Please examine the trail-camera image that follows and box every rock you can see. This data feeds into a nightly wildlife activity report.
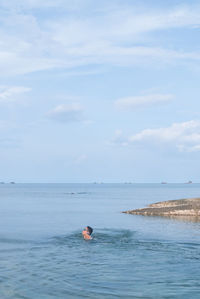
[123,198,200,218]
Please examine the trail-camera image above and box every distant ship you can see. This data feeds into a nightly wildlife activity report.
[161,182,167,184]
[185,181,192,184]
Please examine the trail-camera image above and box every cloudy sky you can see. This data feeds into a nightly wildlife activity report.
[1,0,200,183]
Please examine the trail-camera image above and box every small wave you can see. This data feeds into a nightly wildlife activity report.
[0,237,34,245]
[77,192,89,195]
[49,229,135,248]
[92,229,134,244]
[178,241,200,249]
[63,192,89,195]
[50,232,83,246]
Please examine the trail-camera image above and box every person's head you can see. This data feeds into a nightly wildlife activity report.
[86,226,93,235]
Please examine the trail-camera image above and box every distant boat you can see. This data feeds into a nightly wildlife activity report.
[161,182,167,184]
[10,182,15,184]
[185,181,192,184]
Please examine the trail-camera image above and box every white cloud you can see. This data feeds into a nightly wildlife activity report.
[0,4,200,76]
[114,120,200,152]
[115,94,174,109]
[112,130,129,147]
[0,137,21,148]
[186,144,200,152]
[0,0,85,10]
[74,154,87,164]
[0,86,31,103]
[47,103,84,123]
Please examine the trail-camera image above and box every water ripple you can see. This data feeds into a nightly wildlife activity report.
[1,229,200,298]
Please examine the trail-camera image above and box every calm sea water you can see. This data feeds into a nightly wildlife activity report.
[0,183,200,299]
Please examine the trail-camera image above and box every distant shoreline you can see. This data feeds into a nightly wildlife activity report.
[1,182,200,185]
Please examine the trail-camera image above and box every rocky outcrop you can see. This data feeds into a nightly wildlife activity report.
[123,198,200,217]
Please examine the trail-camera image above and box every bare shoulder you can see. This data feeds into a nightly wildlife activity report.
[83,233,92,240]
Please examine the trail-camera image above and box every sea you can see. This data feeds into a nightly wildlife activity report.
[0,183,200,299]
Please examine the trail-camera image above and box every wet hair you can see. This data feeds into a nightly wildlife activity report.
[87,226,93,235]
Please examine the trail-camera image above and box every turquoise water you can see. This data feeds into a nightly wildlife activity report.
[0,183,200,298]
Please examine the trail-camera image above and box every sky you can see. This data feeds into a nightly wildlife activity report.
[0,0,200,183]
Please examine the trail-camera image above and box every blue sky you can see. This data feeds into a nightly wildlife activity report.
[1,0,200,183]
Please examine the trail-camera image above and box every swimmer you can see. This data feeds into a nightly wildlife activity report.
[82,226,93,240]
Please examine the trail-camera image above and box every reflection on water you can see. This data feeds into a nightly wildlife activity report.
[165,215,200,223]
[137,214,200,223]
